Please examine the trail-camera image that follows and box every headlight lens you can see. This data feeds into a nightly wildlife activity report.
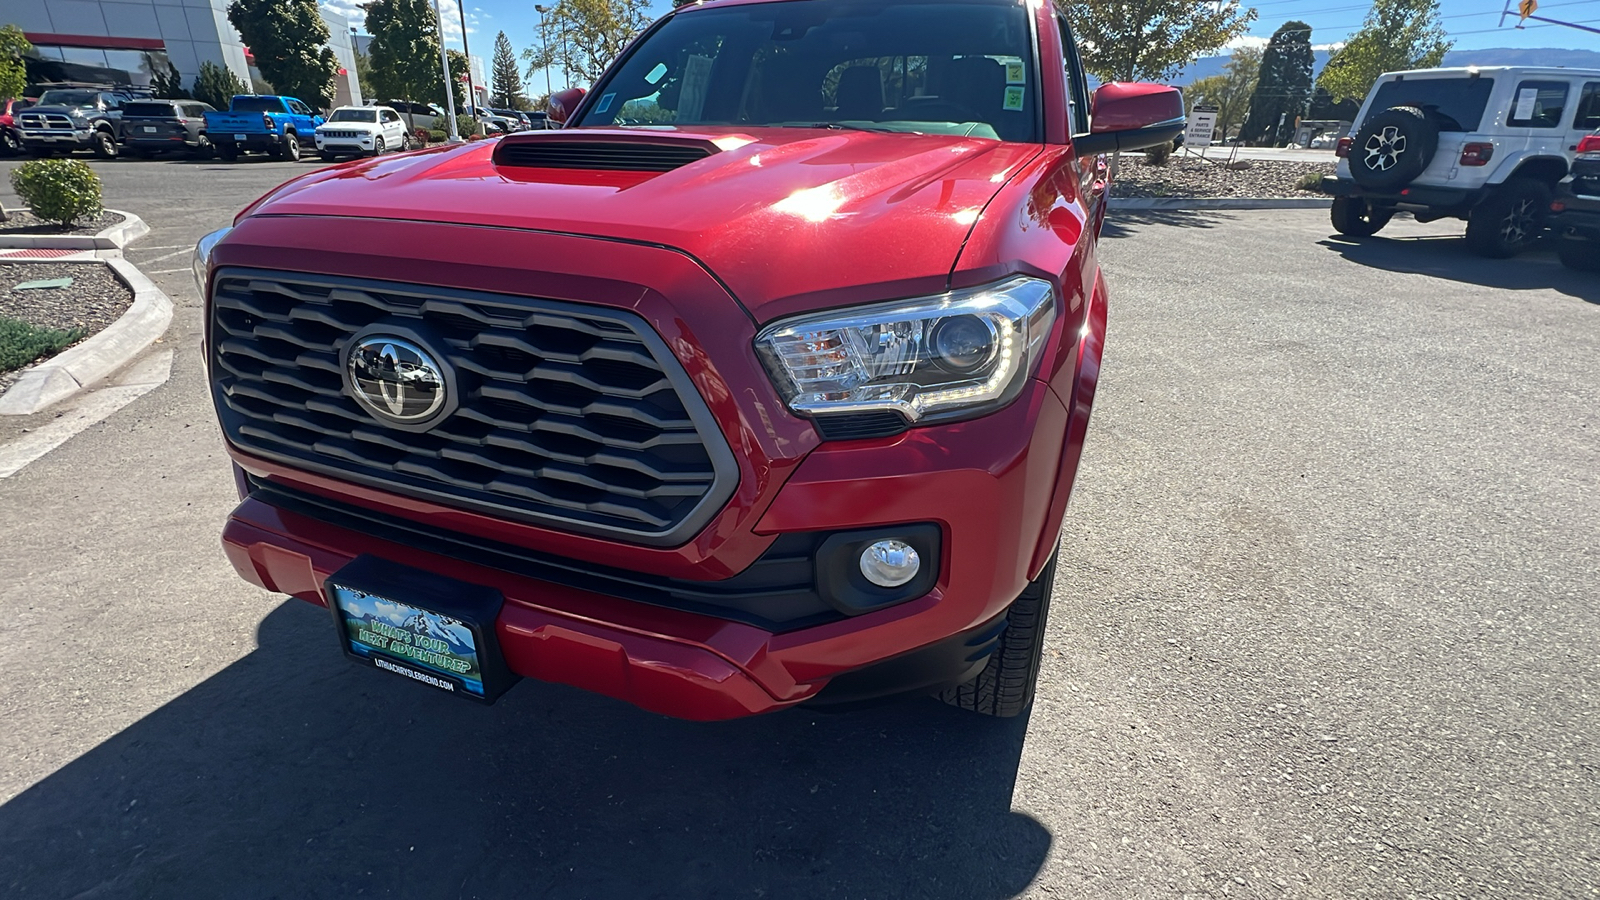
[192,227,232,296]
[754,276,1056,424]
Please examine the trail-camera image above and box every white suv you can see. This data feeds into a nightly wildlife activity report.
[1321,66,1600,256]
[315,105,414,160]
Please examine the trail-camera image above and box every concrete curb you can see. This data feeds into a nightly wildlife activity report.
[1109,197,1333,211]
[0,257,174,416]
[0,209,150,250]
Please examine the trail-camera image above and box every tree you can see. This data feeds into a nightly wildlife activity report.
[353,47,374,100]
[1317,0,1451,104]
[524,0,651,87]
[491,31,525,108]
[227,0,339,107]
[192,61,250,110]
[1054,0,1256,83]
[0,25,31,104]
[1185,45,1261,142]
[151,60,190,99]
[1242,22,1314,146]
[365,0,458,120]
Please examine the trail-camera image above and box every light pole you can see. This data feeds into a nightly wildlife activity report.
[534,4,553,100]
[432,0,460,141]
[455,0,478,116]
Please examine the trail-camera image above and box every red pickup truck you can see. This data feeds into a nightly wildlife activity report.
[195,0,1182,720]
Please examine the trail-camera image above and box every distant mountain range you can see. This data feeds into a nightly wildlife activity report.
[1167,47,1600,85]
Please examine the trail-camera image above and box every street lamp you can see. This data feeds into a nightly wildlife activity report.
[431,0,460,141]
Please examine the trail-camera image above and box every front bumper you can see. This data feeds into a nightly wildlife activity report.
[316,134,375,154]
[20,129,91,147]
[221,377,1070,720]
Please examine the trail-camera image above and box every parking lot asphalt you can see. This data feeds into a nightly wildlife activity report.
[1,156,1596,899]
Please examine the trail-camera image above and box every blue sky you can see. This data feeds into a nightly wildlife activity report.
[324,0,1599,95]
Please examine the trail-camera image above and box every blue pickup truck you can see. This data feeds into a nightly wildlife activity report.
[204,95,323,162]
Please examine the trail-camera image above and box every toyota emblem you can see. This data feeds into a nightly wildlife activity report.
[346,336,449,425]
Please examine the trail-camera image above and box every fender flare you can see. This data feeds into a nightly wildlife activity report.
[1026,267,1108,577]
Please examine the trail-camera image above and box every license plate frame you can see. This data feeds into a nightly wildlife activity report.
[142,126,157,133]
[326,555,519,704]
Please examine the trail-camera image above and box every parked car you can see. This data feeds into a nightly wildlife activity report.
[120,99,216,158]
[1,98,33,155]
[524,110,554,130]
[1549,129,1600,271]
[490,108,528,131]
[16,88,131,158]
[205,95,323,162]
[367,99,449,133]
[192,0,1183,720]
[316,105,414,159]
[473,107,518,134]
[1322,65,1600,256]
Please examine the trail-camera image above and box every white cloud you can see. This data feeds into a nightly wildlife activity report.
[323,0,477,39]
[1224,35,1270,51]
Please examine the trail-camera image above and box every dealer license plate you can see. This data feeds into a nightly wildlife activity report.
[329,583,488,698]
[233,133,246,141]
[142,126,156,133]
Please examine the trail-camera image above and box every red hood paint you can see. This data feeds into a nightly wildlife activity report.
[246,128,1042,320]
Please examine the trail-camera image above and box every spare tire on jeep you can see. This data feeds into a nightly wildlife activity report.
[1350,106,1439,190]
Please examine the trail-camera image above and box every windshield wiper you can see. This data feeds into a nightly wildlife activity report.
[798,122,897,133]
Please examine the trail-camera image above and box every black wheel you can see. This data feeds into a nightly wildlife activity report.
[939,547,1058,718]
[0,129,18,156]
[1349,106,1438,191]
[372,136,385,157]
[400,131,413,151]
[282,132,300,161]
[216,142,238,162]
[1466,178,1551,258]
[1556,235,1600,272]
[92,129,118,159]
[190,134,213,160]
[1330,196,1395,237]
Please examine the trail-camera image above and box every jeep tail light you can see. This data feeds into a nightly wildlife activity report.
[1578,134,1600,159]
[1460,143,1494,166]
[1336,137,1352,158]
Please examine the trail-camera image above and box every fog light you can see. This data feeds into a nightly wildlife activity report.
[860,540,920,588]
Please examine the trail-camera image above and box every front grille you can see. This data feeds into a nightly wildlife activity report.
[245,475,845,632]
[210,269,737,545]
[320,130,366,139]
[21,113,73,130]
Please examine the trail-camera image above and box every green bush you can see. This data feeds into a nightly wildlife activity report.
[1295,171,1325,192]
[0,317,84,373]
[1143,140,1174,166]
[8,158,104,227]
[427,129,447,143]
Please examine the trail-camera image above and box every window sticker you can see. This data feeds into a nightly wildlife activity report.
[1513,87,1538,121]
[1003,86,1025,111]
[1006,61,1026,85]
[595,92,617,114]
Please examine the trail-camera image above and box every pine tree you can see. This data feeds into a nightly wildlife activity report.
[151,60,190,99]
[491,31,525,108]
[1317,0,1451,104]
[226,0,338,108]
[1241,21,1314,147]
[1054,0,1255,82]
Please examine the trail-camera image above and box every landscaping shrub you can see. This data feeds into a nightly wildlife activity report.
[1144,140,1174,166]
[8,159,104,227]
[428,128,447,143]
[1295,171,1325,191]
[0,317,84,373]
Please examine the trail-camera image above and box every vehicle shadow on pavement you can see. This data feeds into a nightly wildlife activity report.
[1101,209,1224,239]
[0,600,1050,899]
[1319,234,1599,304]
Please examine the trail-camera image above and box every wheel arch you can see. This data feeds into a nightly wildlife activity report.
[1505,155,1569,187]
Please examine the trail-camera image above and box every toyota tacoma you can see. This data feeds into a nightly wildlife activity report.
[196,0,1183,720]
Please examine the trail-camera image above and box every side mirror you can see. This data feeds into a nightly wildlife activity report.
[547,87,587,126]
[1073,83,1186,157]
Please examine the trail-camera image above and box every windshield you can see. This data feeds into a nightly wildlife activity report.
[123,101,177,117]
[37,90,98,107]
[329,109,377,122]
[230,97,284,113]
[577,0,1039,142]
[1369,77,1496,132]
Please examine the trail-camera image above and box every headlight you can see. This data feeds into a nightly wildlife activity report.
[192,227,232,296]
[754,276,1056,425]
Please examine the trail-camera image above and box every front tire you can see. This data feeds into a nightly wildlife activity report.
[940,547,1058,718]
[282,132,300,161]
[0,129,19,156]
[1556,235,1600,272]
[92,129,118,159]
[372,136,385,157]
[1466,178,1551,258]
[1330,196,1395,237]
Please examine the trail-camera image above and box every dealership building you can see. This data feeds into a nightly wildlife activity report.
[7,0,362,108]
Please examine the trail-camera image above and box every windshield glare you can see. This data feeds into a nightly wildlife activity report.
[577,1,1039,142]
[38,90,98,107]
[329,109,378,122]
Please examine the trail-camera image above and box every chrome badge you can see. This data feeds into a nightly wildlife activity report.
[346,336,448,425]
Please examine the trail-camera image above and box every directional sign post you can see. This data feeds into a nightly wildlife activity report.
[1184,104,1220,159]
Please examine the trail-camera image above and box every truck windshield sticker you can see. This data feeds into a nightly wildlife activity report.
[595,93,617,114]
[1004,86,1025,111]
[1006,60,1026,85]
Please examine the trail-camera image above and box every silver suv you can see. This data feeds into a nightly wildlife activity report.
[1321,66,1600,257]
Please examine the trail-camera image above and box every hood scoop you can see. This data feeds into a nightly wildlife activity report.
[492,131,722,173]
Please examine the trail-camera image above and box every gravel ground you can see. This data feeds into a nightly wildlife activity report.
[0,209,122,235]
[1111,157,1334,199]
[0,261,133,392]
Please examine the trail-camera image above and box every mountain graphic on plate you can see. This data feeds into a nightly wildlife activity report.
[401,610,475,654]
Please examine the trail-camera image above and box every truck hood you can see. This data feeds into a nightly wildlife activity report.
[22,105,99,119]
[247,127,1042,320]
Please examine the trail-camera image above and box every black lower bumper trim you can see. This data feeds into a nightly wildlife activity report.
[803,611,1008,709]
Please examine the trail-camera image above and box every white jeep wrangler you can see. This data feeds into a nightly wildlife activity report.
[1321,66,1600,256]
